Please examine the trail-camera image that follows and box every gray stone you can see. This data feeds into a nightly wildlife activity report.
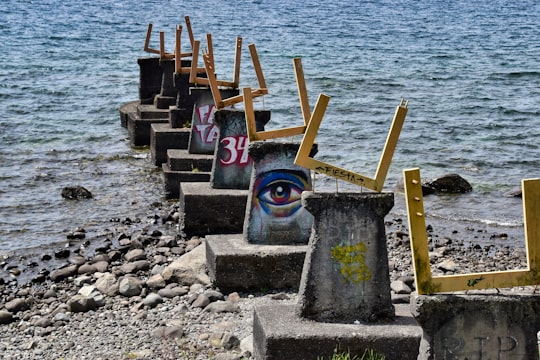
[5,298,29,313]
[73,274,93,287]
[67,295,97,313]
[157,287,188,298]
[95,273,119,296]
[161,243,210,285]
[50,264,78,282]
[391,280,412,294]
[142,293,163,308]
[152,325,184,340]
[192,294,210,308]
[119,277,143,297]
[77,263,97,275]
[146,274,166,289]
[204,301,240,313]
[68,255,87,266]
[93,260,109,273]
[204,289,224,302]
[119,260,150,274]
[0,310,14,324]
[424,173,472,194]
[437,259,457,272]
[124,248,146,262]
[34,317,53,328]
[297,192,395,323]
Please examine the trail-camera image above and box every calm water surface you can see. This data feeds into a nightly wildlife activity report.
[1,0,539,252]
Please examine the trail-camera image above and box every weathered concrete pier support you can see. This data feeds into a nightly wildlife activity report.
[210,109,270,189]
[411,291,540,360]
[137,57,163,105]
[153,59,176,109]
[180,109,270,235]
[298,192,395,323]
[206,141,316,292]
[253,191,421,359]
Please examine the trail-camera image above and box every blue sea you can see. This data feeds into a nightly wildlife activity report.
[1,0,539,252]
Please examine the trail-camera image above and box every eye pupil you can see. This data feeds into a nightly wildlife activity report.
[272,185,291,200]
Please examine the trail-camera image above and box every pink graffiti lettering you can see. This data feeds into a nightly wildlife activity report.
[194,104,219,144]
[220,135,249,166]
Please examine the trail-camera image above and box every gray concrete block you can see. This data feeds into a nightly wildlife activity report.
[211,109,270,189]
[411,291,540,360]
[137,57,162,104]
[162,163,211,199]
[298,192,395,323]
[205,234,307,293]
[150,123,190,165]
[169,106,192,129]
[187,88,240,155]
[167,149,214,172]
[119,100,139,128]
[179,182,248,236]
[137,104,170,119]
[127,111,168,147]
[243,141,316,245]
[253,304,421,360]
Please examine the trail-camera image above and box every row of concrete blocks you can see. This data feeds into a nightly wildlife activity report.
[119,98,540,360]
[119,56,540,358]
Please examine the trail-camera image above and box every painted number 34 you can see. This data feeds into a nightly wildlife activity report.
[220,135,249,166]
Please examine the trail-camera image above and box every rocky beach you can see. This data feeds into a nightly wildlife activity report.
[0,194,529,360]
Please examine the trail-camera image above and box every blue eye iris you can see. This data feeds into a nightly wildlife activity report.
[255,170,309,217]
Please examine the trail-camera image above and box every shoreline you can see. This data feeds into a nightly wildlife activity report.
[0,197,530,359]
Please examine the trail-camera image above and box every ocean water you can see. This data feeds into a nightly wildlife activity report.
[1,0,539,252]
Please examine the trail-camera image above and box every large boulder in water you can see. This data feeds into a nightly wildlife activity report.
[61,186,93,199]
[423,173,472,194]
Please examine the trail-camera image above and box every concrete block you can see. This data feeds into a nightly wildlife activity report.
[298,192,395,323]
[126,112,168,147]
[411,291,540,360]
[119,100,139,128]
[137,57,162,104]
[187,88,240,154]
[253,304,421,360]
[154,95,176,109]
[137,104,170,119]
[150,123,190,165]
[211,109,271,189]
[162,163,211,199]
[169,106,192,129]
[157,59,176,99]
[167,149,214,172]
[179,182,248,236]
[243,141,316,245]
[205,234,307,293]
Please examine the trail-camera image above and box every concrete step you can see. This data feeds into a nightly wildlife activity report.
[136,104,170,119]
[167,149,214,172]
[205,234,307,293]
[150,123,190,165]
[126,112,168,147]
[253,304,421,360]
[119,100,139,128]
[179,182,248,236]
[162,163,210,199]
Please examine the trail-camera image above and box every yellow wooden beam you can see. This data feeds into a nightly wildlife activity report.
[294,58,311,125]
[374,99,408,189]
[248,43,266,90]
[233,37,243,88]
